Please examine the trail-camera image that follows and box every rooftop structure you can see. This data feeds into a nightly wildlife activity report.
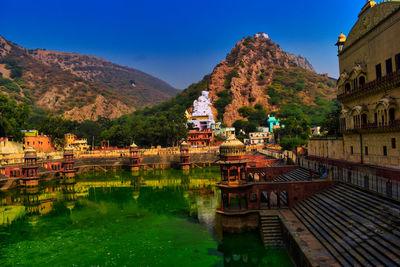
[188,130,213,146]
[245,132,274,145]
[255,32,269,39]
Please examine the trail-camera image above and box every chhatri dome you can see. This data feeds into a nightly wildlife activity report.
[338,33,346,43]
[219,135,246,157]
[24,147,37,157]
[130,141,138,149]
[64,145,73,152]
[180,140,188,146]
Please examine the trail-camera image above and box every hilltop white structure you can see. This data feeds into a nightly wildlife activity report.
[188,91,215,130]
[255,32,269,39]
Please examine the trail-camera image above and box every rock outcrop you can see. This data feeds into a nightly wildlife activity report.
[0,35,178,121]
[205,35,336,126]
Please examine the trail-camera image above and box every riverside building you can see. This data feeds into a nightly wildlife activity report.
[311,0,400,169]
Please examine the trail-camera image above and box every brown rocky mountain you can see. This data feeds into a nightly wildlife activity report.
[29,49,179,107]
[0,35,178,121]
[205,34,336,125]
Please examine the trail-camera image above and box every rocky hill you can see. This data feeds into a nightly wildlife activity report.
[206,34,336,125]
[0,35,178,121]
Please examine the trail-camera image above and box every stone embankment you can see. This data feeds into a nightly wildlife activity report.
[0,148,220,190]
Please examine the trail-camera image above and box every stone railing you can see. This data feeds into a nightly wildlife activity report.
[0,146,220,166]
[261,148,400,201]
[338,69,400,100]
[297,156,400,201]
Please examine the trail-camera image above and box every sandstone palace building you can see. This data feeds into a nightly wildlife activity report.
[310,0,400,169]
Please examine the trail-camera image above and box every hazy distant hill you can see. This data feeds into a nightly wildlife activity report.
[0,35,178,121]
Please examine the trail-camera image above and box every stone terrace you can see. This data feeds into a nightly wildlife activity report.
[292,183,400,267]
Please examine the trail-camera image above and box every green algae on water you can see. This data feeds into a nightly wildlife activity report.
[0,168,293,266]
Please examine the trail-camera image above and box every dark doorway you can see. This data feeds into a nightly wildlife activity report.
[389,108,395,122]
[386,58,393,75]
[376,64,382,79]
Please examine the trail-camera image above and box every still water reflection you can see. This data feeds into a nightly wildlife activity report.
[0,168,293,266]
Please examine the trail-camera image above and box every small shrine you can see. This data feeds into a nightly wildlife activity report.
[218,135,249,184]
[129,141,142,171]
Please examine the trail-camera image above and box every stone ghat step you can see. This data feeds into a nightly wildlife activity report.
[312,190,400,265]
[293,183,400,267]
[325,185,400,241]
[262,224,281,231]
[273,167,310,182]
[260,215,284,248]
[262,231,281,235]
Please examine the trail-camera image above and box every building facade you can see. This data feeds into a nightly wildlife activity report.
[267,116,280,133]
[65,133,90,151]
[333,0,400,168]
[24,132,54,153]
[0,137,24,154]
[188,130,213,146]
[245,132,274,145]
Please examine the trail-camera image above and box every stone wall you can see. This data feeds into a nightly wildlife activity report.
[216,212,259,233]
[75,152,219,170]
[0,147,219,167]
[308,137,345,161]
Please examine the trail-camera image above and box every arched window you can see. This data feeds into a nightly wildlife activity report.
[361,114,368,126]
[345,83,351,92]
[359,76,366,87]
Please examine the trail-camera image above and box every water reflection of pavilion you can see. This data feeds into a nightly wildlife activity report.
[1,169,220,226]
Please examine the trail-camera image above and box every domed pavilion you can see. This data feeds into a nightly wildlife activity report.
[218,135,249,184]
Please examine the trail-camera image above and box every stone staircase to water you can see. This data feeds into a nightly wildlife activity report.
[260,214,284,247]
[292,183,400,266]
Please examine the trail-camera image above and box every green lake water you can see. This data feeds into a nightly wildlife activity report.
[0,168,293,266]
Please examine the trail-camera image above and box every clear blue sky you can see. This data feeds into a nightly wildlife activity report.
[1,0,367,89]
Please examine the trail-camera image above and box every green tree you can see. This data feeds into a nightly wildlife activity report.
[279,137,307,151]
[0,94,30,140]
[321,102,342,136]
[37,116,78,146]
[238,106,255,118]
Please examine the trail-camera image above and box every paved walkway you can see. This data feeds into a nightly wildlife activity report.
[260,209,340,267]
